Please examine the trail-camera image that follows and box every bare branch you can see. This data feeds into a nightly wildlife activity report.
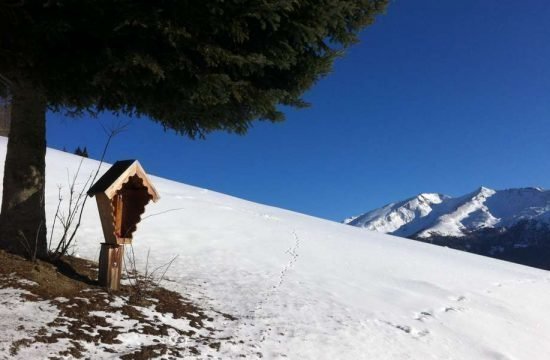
[140,208,186,222]
[122,245,178,304]
[49,121,130,260]
[47,186,63,251]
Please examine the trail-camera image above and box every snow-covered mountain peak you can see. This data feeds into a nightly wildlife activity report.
[476,186,496,196]
[344,192,449,235]
[347,186,550,238]
[417,192,447,203]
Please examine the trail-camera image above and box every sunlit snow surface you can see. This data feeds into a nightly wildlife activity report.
[1,136,550,359]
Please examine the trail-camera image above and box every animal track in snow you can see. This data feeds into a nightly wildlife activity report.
[449,295,466,302]
[239,230,302,349]
[380,320,430,339]
[414,311,434,322]
[412,294,468,327]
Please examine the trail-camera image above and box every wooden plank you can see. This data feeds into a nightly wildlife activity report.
[96,194,117,244]
[114,193,123,237]
[120,187,150,239]
[117,237,132,245]
[103,161,160,202]
[98,243,124,290]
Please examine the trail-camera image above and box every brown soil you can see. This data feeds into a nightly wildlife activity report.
[0,249,236,359]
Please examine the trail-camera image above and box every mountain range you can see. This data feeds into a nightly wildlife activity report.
[345,187,550,270]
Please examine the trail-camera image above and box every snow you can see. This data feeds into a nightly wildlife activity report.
[347,185,550,238]
[344,193,449,235]
[0,286,61,357]
[2,136,550,359]
[417,187,498,238]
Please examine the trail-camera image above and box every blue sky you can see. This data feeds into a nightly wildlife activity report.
[47,0,550,221]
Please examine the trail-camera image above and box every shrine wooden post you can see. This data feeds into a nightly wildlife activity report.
[87,160,159,290]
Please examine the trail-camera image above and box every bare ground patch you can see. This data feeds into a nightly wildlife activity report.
[0,249,236,359]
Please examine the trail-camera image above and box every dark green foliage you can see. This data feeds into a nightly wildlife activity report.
[74,146,88,157]
[1,0,387,137]
[0,1,388,260]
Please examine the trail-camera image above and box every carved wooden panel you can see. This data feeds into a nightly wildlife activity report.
[110,175,152,243]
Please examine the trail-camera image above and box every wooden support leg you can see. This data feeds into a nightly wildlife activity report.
[98,243,124,290]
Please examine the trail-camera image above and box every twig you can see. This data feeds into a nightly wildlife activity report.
[122,244,178,303]
[48,187,62,252]
[49,121,129,260]
[33,220,43,261]
[140,208,186,221]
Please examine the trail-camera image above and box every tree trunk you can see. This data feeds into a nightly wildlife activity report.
[0,78,47,260]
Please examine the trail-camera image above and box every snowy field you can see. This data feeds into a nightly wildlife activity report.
[1,136,550,359]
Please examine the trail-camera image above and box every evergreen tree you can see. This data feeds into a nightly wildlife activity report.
[73,146,88,157]
[0,0,388,259]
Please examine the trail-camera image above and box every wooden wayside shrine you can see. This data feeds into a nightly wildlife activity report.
[87,160,160,290]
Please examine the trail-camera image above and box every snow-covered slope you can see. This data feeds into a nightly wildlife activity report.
[346,186,550,238]
[2,136,550,359]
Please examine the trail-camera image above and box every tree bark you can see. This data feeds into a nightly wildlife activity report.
[0,78,47,259]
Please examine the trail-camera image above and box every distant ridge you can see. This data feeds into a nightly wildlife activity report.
[345,186,550,270]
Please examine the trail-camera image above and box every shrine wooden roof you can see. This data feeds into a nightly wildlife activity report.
[87,160,160,201]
